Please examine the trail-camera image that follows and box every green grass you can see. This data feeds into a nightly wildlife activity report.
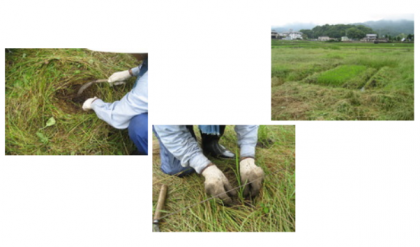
[317,65,368,86]
[152,125,295,232]
[271,40,414,120]
[5,49,139,154]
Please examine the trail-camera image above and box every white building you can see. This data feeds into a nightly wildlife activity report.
[279,29,303,40]
[341,36,350,41]
[318,36,330,41]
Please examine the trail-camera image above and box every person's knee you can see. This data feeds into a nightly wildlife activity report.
[129,114,148,154]
[160,165,195,177]
[129,114,148,141]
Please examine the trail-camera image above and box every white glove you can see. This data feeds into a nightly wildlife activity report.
[108,70,131,86]
[202,164,236,205]
[82,97,98,111]
[240,158,264,197]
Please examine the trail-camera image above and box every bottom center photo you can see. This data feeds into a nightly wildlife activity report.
[152,125,295,232]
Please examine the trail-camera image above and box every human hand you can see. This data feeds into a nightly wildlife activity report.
[108,70,131,86]
[82,97,98,111]
[240,158,264,197]
[201,164,236,205]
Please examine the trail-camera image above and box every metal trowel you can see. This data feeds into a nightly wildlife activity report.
[76,79,125,97]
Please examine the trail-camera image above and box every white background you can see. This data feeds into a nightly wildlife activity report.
[1,0,419,246]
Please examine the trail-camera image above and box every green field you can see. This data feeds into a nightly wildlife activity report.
[5,49,139,154]
[152,125,295,232]
[271,41,414,120]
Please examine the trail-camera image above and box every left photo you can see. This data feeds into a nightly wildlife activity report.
[5,49,148,155]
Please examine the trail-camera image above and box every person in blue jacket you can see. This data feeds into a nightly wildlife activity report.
[82,55,148,155]
[153,125,264,205]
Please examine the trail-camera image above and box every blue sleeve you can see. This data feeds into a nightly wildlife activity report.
[235,125,259,158]
[154,125,211,174]
[91,72,148,129]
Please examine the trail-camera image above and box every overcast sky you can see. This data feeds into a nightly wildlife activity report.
[272,13,414,27]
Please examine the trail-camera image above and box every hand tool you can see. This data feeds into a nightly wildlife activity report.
[76,79,125,97]
[153,184,168,232]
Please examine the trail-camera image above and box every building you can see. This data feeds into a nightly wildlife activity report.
[374,38,389,43]
[318,36,330,41]
[366,34,377,41]
[271,31,280,39]
[341,36,350,41]
[278,29,303,40]
[288,31,303,40]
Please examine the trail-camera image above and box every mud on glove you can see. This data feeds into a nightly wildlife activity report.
[240,158,264,198]
[201,164,237,205]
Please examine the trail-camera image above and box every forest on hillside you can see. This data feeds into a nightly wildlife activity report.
[300,24,375,39]
[360,20,414,36]
[273,19,414,40]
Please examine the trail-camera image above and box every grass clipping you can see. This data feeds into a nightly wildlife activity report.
[5,49,139,155]
[152,125,295,232]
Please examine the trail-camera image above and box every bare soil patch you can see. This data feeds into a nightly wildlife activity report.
[54,81,102,114]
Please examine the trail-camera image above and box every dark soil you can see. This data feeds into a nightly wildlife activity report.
[257,139,275,149]
[54,81,101,114]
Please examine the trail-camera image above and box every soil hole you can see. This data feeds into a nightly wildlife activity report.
[54,81,102,114]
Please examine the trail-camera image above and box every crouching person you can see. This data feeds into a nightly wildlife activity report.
[153,125,264,205]
[83,56,148,155]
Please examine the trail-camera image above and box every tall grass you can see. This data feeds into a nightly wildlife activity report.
[5,49,139,154]
[271,41,414,120]
[152,125,295,232]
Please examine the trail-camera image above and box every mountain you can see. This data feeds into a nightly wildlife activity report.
[272,23,316,33]
[272,19,414,37]
[356,20,414,36]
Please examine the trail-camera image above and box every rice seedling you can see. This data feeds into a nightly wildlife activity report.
[317,65,367,86]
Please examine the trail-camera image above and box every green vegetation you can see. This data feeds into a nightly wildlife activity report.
[317,65,368,86]
[5,49,138,154]
[271,41,414,120]
[153,125,295,232]
[362,19,414,37]
[300,24,375,39]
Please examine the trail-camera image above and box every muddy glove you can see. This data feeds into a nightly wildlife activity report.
[108,70,131,86]
[201,164,236,205]
[240,158,264,198]
[82,97,98,111]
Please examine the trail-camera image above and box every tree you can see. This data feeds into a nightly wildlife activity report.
[309,24,375,39]
[347,27,365,39]
[300,29,313,39]
[407,34,413,41]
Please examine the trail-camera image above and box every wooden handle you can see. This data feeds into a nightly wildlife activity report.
[153,184,168,221]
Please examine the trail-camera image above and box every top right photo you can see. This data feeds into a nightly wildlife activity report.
[271,13,414,120]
